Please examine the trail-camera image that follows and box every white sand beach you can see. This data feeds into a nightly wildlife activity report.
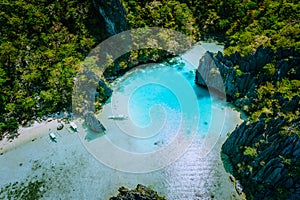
[0,43,246,199]
[0,41,224,155]
[0,120,59,154]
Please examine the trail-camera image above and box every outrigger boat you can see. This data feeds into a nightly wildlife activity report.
[49,131,57,142]
[70,122,78,132]
[108,114,128,120]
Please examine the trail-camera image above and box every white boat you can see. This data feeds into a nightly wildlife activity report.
[70,122,78,131]
[108,114,128,120]
[49,131,57,142]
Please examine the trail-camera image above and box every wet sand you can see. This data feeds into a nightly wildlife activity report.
[0,120,59,154]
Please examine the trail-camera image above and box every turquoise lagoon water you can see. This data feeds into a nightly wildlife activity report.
[101,60,212,153]
[0,43,242,199]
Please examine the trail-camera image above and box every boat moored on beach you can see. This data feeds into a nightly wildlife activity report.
[49,131,57,142]
[70,122,78,132]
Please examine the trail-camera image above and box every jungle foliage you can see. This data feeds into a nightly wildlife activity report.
[1,0,299,140]
[122,0,300,55]
[0,0,104,137]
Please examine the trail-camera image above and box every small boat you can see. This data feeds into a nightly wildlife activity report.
[108,114,128,120]
[57,123,64,130]
[49,131,57,142]
[70,122,78,132]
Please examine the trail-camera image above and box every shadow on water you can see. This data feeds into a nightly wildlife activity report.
[82,123,105,142]
[221,152,234,174]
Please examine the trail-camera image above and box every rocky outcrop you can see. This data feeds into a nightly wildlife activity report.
[196,51,257,104]
[92,0,127,35]
[110,184,165,200]
[196,46,300,199]
[222,117,300,199]
[195,46,300,107]
[84,111,106,133]
[195,52,226,98]
[73,68,111,133]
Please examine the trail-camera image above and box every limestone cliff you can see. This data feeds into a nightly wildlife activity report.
[84,111,106,133]
[222,117,300,199]
[196,46,300,113]
[196,47,300,199]
[92,0,127,35]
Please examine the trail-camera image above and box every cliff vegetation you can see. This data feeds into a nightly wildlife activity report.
[0,1,299,198]
[0,0,106,137]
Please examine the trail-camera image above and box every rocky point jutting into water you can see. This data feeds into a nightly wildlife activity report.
[196,47,300,199]
[196,47,300,105]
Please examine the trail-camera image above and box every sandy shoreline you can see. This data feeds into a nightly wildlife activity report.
[0,42,223,155]
[0,42,246,199]
[0,120,63,154]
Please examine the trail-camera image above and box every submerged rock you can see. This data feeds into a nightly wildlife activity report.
[235,180,243,195]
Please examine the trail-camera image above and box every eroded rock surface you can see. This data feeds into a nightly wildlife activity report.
[196,47,300,199]
[110,184,165,200]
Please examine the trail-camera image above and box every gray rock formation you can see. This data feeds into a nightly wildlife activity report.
[196,46,300,111]
[110,184,165,200]
[92,0,127,35]
[222,117,300,199]
[196,46,300,199]
[195,51,257,102]
[84,111,106,133]
[195,52,226,98]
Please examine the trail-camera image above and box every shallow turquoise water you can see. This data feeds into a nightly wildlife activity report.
[129,83,181,128]
[0,43,242,199]
[102,59,212,152]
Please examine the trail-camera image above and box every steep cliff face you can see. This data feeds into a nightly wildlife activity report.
[222,117,300,199]
[196,47,300,199]
[195,52,226,97]
[196,47,300,113]
[92,0,127,35]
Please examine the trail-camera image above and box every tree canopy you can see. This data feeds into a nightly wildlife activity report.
[0,0,103,136]
[1,0,299,140]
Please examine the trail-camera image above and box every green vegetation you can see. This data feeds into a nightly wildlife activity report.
[1,0,299,139]
[122,0,300,55]
[223,0,300,55]
[0,0,104,137]
[250,78,300,122]
[0,179,46,199]
[122,0,199,38]
[243,146,258,157]
[0,0,299,199]
[262,63,276,78]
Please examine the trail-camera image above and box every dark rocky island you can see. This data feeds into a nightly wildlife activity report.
[110,184,165,200]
